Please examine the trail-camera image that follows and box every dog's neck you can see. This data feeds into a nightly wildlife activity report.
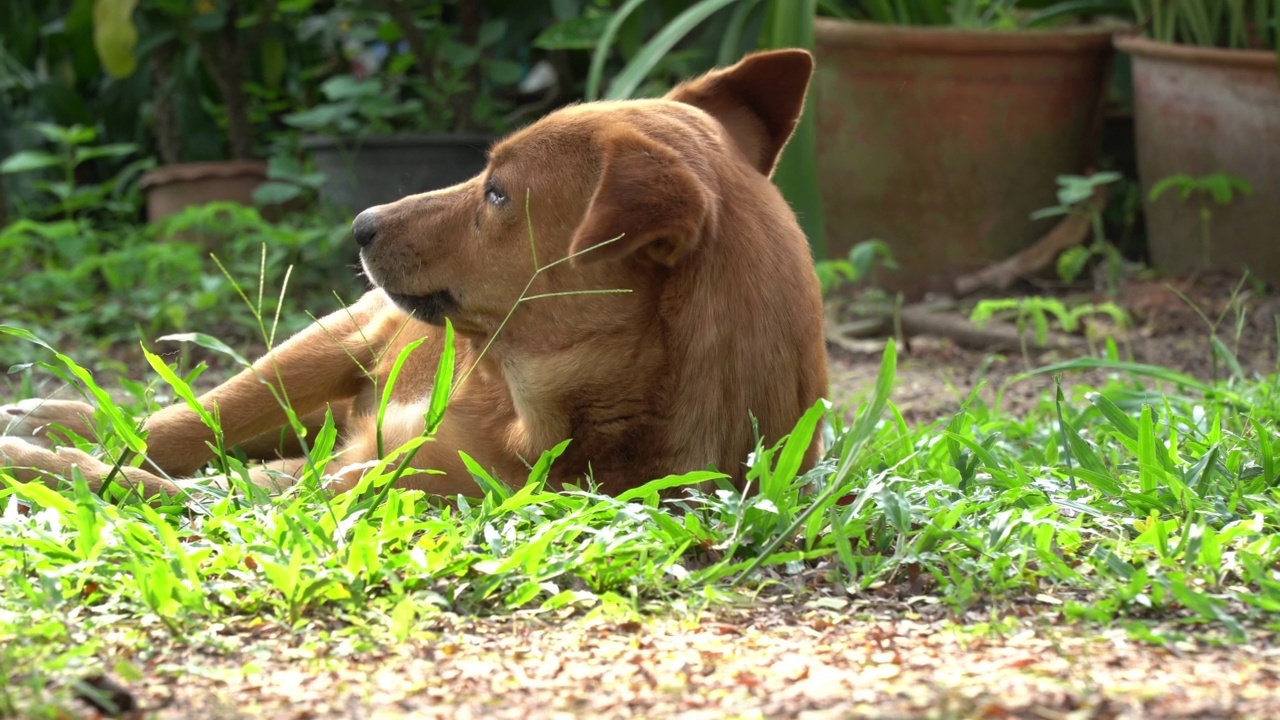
[499,354,571,450]
[489,321,669,466]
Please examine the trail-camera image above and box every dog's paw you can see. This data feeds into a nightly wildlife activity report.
[0,436,171,496]
[1,398,97,443]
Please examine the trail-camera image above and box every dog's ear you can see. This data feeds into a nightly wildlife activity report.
[666,49,813,176]
[568,128,713,267]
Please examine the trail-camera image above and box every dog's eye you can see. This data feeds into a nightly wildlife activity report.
[485,181,507,207]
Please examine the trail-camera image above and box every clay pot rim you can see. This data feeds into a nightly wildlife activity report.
[814,16,1119,54]
[139,160,268,189]
[300,133,496,151]
[1115,33,1279,69]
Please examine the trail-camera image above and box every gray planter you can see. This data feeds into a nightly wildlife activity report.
[302,133,492,213]
[1115,36,1280,281]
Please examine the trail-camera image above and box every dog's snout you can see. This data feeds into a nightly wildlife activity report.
[352,209,379,248]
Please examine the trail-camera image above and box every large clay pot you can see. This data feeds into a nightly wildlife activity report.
[302,133,492,213]
[1116,35,1280,281]
[140,160,268,222]
[813,18,1115,297]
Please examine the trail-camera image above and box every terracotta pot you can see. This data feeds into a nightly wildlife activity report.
[302,133,492,213]
[139,160,268,223]
[813,18,1115,297]
[1116,35,1280,281]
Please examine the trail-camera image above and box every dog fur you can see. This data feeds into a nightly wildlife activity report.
[0,50,828,498]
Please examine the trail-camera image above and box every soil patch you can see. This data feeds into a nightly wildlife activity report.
[827,273,1278,422]
[60,605,1280,719]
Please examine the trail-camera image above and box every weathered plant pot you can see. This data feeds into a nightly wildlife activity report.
[1116,35,1280,281]
[302,133,492,213]
[140,160,269,223]
[813,18,1115,297]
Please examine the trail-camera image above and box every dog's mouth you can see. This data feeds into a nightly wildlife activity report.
[386,290,459,326]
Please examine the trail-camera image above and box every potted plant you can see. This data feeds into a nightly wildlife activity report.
[92,0,295,221]
[284,0,536,212]
[810,1,1126,296]
[1116,2,1280,281]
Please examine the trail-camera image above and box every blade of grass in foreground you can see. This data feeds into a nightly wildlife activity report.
[1,325,147,455]
[729,339,898,587]
[376,337,426,459]
[427,319,455,434]
[1019,357,1217,395]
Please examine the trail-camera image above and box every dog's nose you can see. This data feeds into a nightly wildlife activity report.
[352,209,379,248]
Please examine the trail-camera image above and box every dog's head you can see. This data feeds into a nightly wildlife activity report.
[355,49,813,346]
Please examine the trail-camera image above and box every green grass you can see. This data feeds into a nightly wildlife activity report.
[0,204,356,373]
[5,300,1280,714]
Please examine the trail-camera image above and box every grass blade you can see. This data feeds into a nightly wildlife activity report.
[605,0,742,100]
[428,320,455,434]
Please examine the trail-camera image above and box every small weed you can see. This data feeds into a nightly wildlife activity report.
[1149,172,1254,273]
[815,239,897,297]
[971,296,1130,364]
[1033,171,1125,294]
[0,123,152,222]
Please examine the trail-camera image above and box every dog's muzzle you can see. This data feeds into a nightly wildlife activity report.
[386,290,459,326]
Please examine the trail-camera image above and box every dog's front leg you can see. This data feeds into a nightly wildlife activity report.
[142,291,403,476]
[0,436,181,497]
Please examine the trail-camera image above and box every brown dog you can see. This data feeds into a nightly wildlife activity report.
[0,50,828,498]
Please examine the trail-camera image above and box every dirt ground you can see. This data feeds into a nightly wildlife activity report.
[827,274,1280,421]
[71,604,1280,720]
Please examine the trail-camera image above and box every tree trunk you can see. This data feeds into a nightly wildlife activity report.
[0,174,9,228]
[196,0,256,159]
[151,42,182,165]
[449,0,484,133]
[218,54,255,160]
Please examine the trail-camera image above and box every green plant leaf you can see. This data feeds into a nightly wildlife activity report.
[320,75,380,101]
[377,338,427,457]
[718,0,767,65]
[614,470,727,503]
[427,320,456,435]
[3,479,78,514]
[1148,173,1194,202]
[74,143,138,163]
[587,0,649,101]
[252,181,305,207]
[92,0,139,78]
[0,151,62,174]
[762,0,824,255]
[157,332,251,368]
[0,325,147,456]
[478,18,508,47]
[1024,0,1131,28]
[441,41,481,69]
[536,14,613,49]
[487,59,524,86]
[1057,246,1092,283]
[847,239,897,277]
[604,0,740,100]
[283,104,355,130]
[772,399,826,485]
